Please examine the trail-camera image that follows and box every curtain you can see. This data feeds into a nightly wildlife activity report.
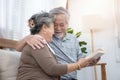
[0,0,55,40]
[0,0,24,40]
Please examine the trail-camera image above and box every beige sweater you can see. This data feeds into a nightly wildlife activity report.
[17,45,67,80]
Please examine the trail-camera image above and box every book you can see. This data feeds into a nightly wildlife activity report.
[85,49,105,59]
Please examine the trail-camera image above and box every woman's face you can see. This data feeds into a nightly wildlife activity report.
[45,23,54,42]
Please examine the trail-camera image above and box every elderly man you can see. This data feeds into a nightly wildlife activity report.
[16,7,99,80]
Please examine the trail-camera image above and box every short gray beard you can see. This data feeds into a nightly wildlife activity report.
[54,34,64,39]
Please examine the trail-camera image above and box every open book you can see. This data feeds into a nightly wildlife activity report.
[85,49,105,59]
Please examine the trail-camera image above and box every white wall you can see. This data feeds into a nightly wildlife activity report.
[68,0,120,80]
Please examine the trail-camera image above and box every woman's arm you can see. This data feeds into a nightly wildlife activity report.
[30,45,91,76]
[30,45,67,76]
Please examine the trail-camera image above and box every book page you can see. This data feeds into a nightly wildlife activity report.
[85,49,105,59]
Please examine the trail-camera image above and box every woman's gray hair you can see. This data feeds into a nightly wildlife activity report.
[35,12,54,26]
[30,11,54,35]
[49,7,70,23]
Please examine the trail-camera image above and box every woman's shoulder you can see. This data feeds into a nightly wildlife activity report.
[23,44,49,53]
[22,44,32,51]
[21,44,50,57]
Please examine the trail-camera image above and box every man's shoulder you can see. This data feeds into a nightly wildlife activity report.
[66,33,75,37]
[66,33,77,39]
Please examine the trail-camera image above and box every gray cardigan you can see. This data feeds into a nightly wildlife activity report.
[17,45,67,80]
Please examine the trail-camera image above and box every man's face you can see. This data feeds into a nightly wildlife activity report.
[54,14,68,39]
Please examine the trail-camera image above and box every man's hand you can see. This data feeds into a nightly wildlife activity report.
[26,35,47,49]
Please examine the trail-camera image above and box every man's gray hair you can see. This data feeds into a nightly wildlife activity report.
[49,7,70,23]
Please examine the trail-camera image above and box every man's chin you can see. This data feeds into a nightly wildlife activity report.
[54,34,63,39]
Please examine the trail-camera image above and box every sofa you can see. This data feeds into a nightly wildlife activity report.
[0,49,21,80]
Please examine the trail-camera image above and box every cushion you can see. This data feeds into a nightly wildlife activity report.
[0,49,21,80]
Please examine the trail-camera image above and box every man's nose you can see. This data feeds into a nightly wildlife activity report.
[55,26,61,30]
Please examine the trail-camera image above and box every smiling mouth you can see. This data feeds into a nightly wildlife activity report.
[55,32,62,34]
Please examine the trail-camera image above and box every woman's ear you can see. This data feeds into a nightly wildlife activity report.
[42,24,48,33]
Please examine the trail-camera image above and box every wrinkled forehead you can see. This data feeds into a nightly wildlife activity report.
[54,14,67,24]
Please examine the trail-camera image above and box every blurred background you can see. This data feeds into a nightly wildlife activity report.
[0,0,120,80]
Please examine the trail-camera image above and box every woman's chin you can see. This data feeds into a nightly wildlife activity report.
[47,39,52,43]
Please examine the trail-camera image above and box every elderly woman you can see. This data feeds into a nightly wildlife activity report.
[17,12,92,80]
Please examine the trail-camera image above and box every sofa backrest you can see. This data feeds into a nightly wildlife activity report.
[0,49,21,80]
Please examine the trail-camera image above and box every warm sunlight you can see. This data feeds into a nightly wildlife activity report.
[0,0,120,80]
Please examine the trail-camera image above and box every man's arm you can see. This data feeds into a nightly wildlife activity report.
[16,35,47,52]
[16,38,26,51]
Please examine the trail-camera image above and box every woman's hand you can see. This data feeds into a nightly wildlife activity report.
[87,57,100,66]
[77,57,93,69]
